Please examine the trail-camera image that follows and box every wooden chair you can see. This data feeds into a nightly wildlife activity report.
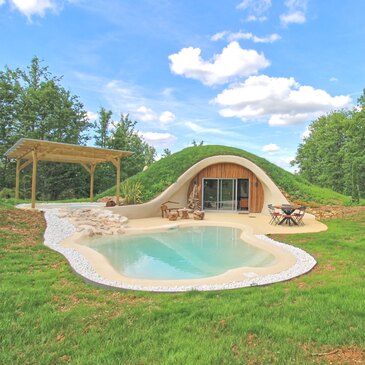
[293,206,306,225]
[268,204,281,225]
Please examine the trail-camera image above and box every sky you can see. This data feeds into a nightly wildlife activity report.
[1,0,364,171]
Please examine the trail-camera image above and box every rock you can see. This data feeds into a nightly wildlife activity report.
[57,207,128,236]
[193,210,205,220]
[169,212,178,221]
[106,200,116,207]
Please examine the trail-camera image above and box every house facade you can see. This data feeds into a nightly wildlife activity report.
[111,155,289,219]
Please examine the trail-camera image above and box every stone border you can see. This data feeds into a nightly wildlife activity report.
[43,209,316,292]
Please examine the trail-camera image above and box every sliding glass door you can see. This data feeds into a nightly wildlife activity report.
[203,178,237,212]
[219,179,236,210]
[202,179,218,210]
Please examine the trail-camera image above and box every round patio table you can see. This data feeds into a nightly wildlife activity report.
[275,205,299,226]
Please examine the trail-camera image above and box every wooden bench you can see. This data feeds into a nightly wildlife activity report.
[160,201,183,218]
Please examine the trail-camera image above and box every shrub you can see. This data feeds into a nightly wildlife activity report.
[120,181,142,205]
[0,188,14,199]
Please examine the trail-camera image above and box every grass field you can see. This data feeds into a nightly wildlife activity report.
[0,203,364,364]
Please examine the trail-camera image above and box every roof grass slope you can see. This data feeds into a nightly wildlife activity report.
[98,145,355,206]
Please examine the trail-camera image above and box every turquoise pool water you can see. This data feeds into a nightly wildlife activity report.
[84,226,277,280]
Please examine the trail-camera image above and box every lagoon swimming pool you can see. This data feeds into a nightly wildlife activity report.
[83,226,277,280]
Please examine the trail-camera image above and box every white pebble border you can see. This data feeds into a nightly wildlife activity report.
[43,208,316,292]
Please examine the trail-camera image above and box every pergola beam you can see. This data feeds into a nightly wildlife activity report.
[19,159,33,171]
[80,163,91,174]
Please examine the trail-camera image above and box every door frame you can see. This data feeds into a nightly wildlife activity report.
[202,178,248,212]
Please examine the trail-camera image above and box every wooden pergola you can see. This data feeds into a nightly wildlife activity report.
[5,138,132,208]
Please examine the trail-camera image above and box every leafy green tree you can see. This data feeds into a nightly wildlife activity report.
[94,107,112,148]
[93,112,157,194]
[143,144,156,167]
[192,140,204,146]
[293,90,365,200]
[108,114,153,179]
[0,57,92,199]
[161,148,171,158]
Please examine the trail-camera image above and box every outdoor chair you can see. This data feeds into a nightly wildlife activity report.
[293,205,306,225]
[160,201,183,218]
[268,204,281,225]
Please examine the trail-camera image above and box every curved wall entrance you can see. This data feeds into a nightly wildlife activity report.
[187,163,264,213]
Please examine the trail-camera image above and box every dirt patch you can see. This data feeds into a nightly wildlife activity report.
[53,292,153,313]
[246,332,258,347]
[312,263,337,274]
[105,292,153,305]
[0,208,45,248]
[53,294,109,312]
[312,346,364,364]
[305,206,365,221]
[297,281,309,289]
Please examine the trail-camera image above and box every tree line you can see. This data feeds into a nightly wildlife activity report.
[292,93,365,202]
[0,57,157,200]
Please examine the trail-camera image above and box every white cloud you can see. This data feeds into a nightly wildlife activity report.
[329,77,339,82]
[103,79,142,113]
[169,41,270,86]
[280,11,306,25]
[135,107,176,127]
[9,0,59,19]
[213,74,352,126]
[185,121,229,135]
[0,0,6,6]
[262,143,280,153]
[251,33,281,43]
[86,111,98,121]
[280,0,307,26]
[237,0,271,14]
[237,0,271,22]
[210,31,228,41]
[135,106,157,122]
[159,111,176,126]
[246,15,267,22]
[139,132,176,145]
[212,30,281,43]
[277,156,296,171]
[301,126,311,139]
[161,88,174,98]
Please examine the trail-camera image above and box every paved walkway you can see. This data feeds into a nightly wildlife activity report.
[127,212,327,235]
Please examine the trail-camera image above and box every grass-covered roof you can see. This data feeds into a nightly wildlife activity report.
[98,145,354,206]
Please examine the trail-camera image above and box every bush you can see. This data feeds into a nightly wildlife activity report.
[120,181,142,205]
[0,188,14,199]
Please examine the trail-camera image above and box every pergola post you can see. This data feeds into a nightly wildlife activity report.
[89,164,96,202]
[15,159,20,199]
[31,150,38,209]
[111,157,121,205]
[116,157,121,205]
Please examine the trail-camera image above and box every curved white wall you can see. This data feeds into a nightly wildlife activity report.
[110,155,289,218]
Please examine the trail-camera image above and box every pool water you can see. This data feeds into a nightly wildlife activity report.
[84,226,277,280]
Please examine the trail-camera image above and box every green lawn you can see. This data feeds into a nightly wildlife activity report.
[1,204,364,364]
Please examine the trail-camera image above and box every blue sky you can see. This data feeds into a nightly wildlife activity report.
[1,0,364,170]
